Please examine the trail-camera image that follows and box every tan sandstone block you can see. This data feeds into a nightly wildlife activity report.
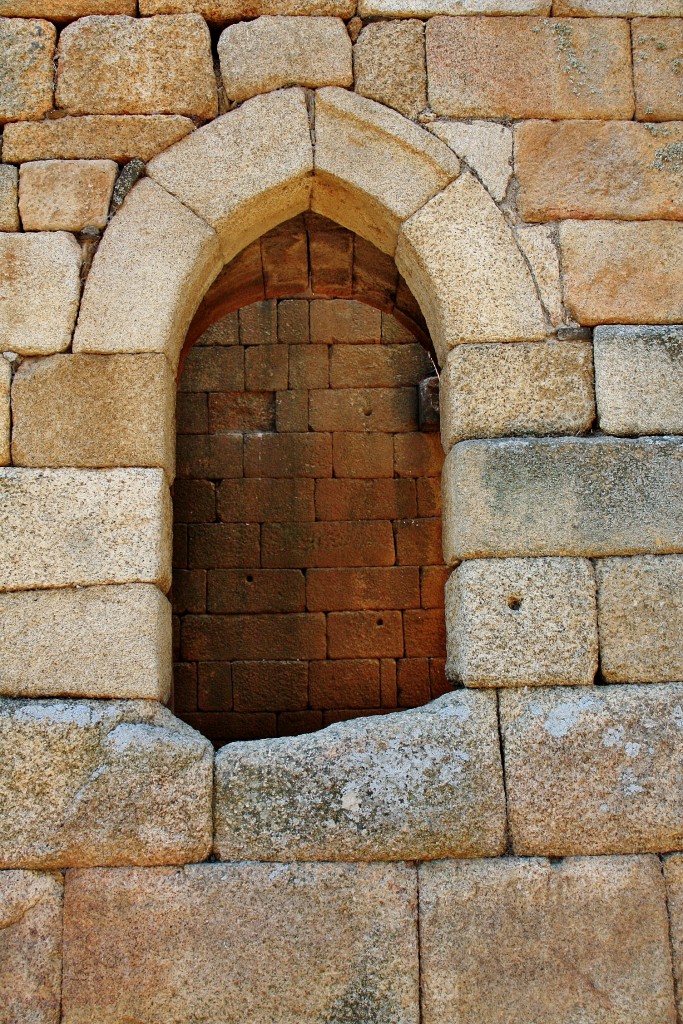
[429,119,512,202]
[56,15,217,120]
[0,698,212,869]
[0,19,55,124]
[596,555,683,683]
[218,17,352,103]
[426,17,634,120]
[312,87,460,255]
[513,224,565,326]
[147,88,313,263]
[0,585,171,701]
[0,870,63,1024]
[501,682,683,854]
[633,18,683,121]
[0,358,9,467]
[2,115,195,163]
[439,341,595,448]
[0,468,171,591]
[73,178,222,366]
[560,220,683,324]
[556,0,681,11]
[19,160,117,232]
[62,862,419,1024]
[139,0,355,15]
[0,232,81,355]
[0,166,19,231]
[396,173,546,364]
[420,856,676,1024]
[664,853,683,1023]
[354,21,427,120]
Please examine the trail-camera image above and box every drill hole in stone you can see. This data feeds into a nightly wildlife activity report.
[507,596,522,611]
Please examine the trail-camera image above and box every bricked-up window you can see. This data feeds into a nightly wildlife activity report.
[171,298,450,746]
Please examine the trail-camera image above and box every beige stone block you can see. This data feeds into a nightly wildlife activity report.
[0,468,171,591]
[557,0,681,11]
[500,682,683,854]
[354,20,427,120]
[596,555,683,683]
[312,87,459,255]
[396,173,546,365]
[3,0,134,13]
[140,0,355,14]
[148,88,313,263]
[0,166,19,232]
[633,19,683,121]
[664,853,683,1023]
[429,119,512,202]
[360,0,549,12]
[219,17,352,103]
[62,862,419,1024]
[0,584,172,701]
[0,232,81,356]
[513,224,565,326]
[0,357,10,467]
[0,19,55,124]
[561,220,683,325]
[0,870,63,1024]
[215,691,506,861]
[420,856,676,1024]
[310,297,381,343]
[445,557,598,687]
[427,17,634,120]
[12,353,175,478]
[0,697,212,869]
[594,325,683,435]
[73,178,222,367]
[439,341,595,448]
[443,436,683,561]
[19,160,117,232]
[2,115,195,163]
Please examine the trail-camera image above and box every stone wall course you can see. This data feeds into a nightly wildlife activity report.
[0,19,55,125]
[633,19,683,121]
[0,357,9,468]
[0,166,19,231]
[557,0,681,11]
[354,20,427,120]
[359,0,550,13]
[1,115,195,163]
[19,159,118,232]
[139,0,355,16]
[3,0,135,14]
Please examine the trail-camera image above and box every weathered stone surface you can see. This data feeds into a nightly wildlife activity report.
[19,160,117,232]
[0,166,19,232]
[596,555,683,683]
[0,19,55,124]
[420,856,676,1024]
[0,468,171,591]
[0,233,81,356]
[148,89,313,263]
[354,21,427,120]
[426,17,634,120]
[0,358,9,467]
[429,119,512,202]
[215,692,505,860]
[500,682,683,854]
[62,862,419,1024]
[445,557,598,687]
[439,341,595,448]
[0,870,63,1024]
[0,698,212,869]
[219,17,352,103]
[140,0,355,15]
[2,115,195,163]
[360,0,549,12]
[73,178,222,367]
[560,220,683,325]
[633,19,683,121]
[0,585,171,701]
[664,853,683,1023]
[12,354,175,477]
[514,223,566,326]
[557,0,681,11]
[594,325,683,435]
[56,15,217,120]
[312,87,460,255]
[396,173,546,364]
[3,0,134,12]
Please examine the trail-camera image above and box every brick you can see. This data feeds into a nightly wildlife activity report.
[1,115,195,163]
[172,569,207,614]
[217,478,314,522]
[394,433,444,478]
[322,708,390,725]
[354,20,427,121]
[307,566,420,611]
[245,344,288,391]
[416,478,441,517]
[19,159,117,232]
[173,524,188,570]
[184,711,276,743]
[355,242,398,309]
[261,217,309,297]
[330,344,432,390]
[244,433,332,478]
[233,661,308,713]
[0,19,55,124]
[176,393,208,434]
[196,313,239,347]
[176,434,242,479]
[396,518,443,565]
[263,521,395,568]
[173,662,197,713]
[0,166,19,233]
[309,659,380,708]
[276,390,309,432]
[310,299,381,344]
[277,299,309,344]
[310,387,418,432]
[381,311,415,345]
[239,301,277,345]
[332,431,394,478]
[178,347,244,393]
[421,566,449,609]
[315,479,417,521]
[328,610,404,658]
[188,523,260,569]
[404,608,446,658]
[308,215,354,297]
[633,19,683,121]
[197,662,232,711]
[278,710,323,736]
[208,568,306,614]
[430,658,449,699]
[289,345,329,389]
[173,479,216,523]
[397,657,431,707]
[182,613,327,661]
[172,613,180,661]
[380,658,397,706]
[208,391,275,432]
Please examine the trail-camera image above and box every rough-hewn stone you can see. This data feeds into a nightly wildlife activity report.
[426,17,634,120]
[0,19,55,124]
[140,0,355,15]
[557,0,681,11]
[0,233,81,356]
[560,220,683,325]
[439,341,595,448]
[420,856,676,1024]
[396,173,546,364]
[56,15,217,120]
[442,436,683,561]
[594,325,683,435]
[0,166,19,232]
[596,555,683,683]
[19,160,118,232]
[429,119,512,202]
[2,115,195,163]
[663,853,683,1023]
[312,87,460,255]
[0,870,63,1024]
[0,698,212,869]
[633,18,683,121]
[3,0,134,13]
[360,0,549,12]
[0,585,172,701]
[0,468,172,591]
[215,691,505,860]
[0,358,10,467]
[500,682,683,854]
[354,21,427,120]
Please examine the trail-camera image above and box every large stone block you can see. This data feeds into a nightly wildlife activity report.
[140,0,355,14]
[500,682,683,855]
[420,856,676,1024]
[429,119,512,202]
[62,862,419,1024]
[0,585,171,701]
[0,870,63,1024]
[3,0,134,12]
[2,115,195,163]
[514,223,566,327]
[360,0,548,12]
[557,0,679,11]
[0,357,9,467]
[215,692,506,861]
[55,15,217,120]
[0,166,19,232]
[0,698,212,869]
[442,436,683,561]
[19,160,118,232]
[593,325,683,436]
[0,19,55,124]
[0,468,172,591]
[445,558,598,687]
[0,233,82,356]
[633,19,683,121]
[354,20,427,120]
[664,853,683,1023]
[596,555,683,683]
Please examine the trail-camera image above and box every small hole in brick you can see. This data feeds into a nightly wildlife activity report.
[364,408,372,416]
[246,575,254,583]
[376,618,384,627]
[507,596,522,611]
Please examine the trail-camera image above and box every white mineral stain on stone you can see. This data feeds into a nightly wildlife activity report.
[542,695,597,738]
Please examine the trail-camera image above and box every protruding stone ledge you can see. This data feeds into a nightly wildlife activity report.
[1,115,195,163]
